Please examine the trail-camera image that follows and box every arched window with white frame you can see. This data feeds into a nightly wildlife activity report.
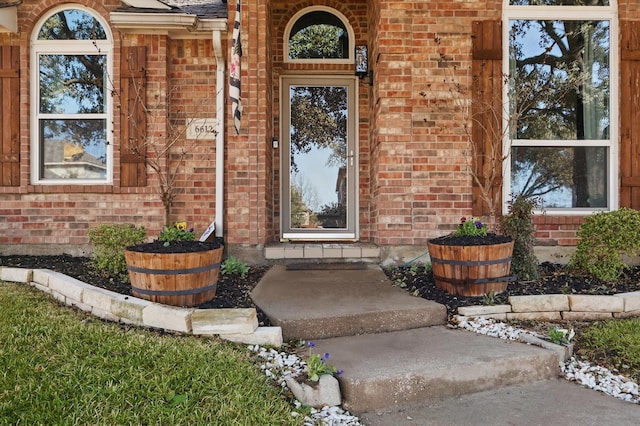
[284,6,355,64]
[31,5,113,184]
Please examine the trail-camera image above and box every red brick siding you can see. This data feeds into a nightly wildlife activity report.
[1,0,639,253]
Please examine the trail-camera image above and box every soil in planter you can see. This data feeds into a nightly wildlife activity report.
[126,239,223,253]
[429,233,513,246]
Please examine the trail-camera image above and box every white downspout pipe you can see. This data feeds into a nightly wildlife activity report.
[212,29,225,238]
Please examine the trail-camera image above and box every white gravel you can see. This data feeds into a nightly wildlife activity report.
[249,318,638,425]
[248,344,363,425]
[455,316,640,404]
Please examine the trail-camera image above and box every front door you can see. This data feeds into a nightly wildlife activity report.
[281,76,358,240]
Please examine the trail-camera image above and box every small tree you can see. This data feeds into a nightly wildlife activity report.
[499,194,542,281]
[422,33,583,225]
[107,46,217,226]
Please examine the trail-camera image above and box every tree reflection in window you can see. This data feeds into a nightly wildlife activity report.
[509,14,611,208]
[35,8,109,181]
[288,11,348,59]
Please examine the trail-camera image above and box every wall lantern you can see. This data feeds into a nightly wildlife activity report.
[355,45,372,85]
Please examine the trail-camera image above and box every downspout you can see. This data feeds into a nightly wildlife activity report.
[212,29,225,238]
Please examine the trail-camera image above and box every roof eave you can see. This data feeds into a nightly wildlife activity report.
[111,12,226,34]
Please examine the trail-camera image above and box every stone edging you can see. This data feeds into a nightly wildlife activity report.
[456,292,640,322]
[0,267,283,347]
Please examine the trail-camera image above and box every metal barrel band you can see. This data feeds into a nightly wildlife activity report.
[127,262,221,275]
[474,275,518,284]
[131,283,218,297]
[429,256,512,266]
[433,274,516,285]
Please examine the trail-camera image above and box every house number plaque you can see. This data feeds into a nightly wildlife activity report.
[187,118,217,140]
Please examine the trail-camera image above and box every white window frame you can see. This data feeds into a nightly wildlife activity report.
[502,1,618,215]
[30,5,114,185]
[283,6,355,65]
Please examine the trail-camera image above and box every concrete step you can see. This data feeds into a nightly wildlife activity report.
[358,378,640,426]
[311,327,560,413]
[251,264,447,341]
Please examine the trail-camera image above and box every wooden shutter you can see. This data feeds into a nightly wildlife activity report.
[620,21,640,208]
[120,46,147,187]
[471,20,502,217]
[0,45,20,187]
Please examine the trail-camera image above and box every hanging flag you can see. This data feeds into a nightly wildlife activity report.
[230,0,242,135]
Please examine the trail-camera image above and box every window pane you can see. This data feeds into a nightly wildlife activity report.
[289,11,348,59]
[38,9,106,40]
[40,119,107,180]
[511,146,607,208]
[289,85,348,228]
[509,20,610,140]
[509,0,609,5]
[39,54,106,114]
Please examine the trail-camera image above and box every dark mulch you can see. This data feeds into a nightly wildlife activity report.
[0,254,270,324]
[2,254,640,321]
[383,261,640,317]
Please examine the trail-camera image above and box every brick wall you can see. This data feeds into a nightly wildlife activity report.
[370,0,502,246]
[223,0,274,247]
[0,1,217,252]
[1,0,639,258]
[167,38,219,231]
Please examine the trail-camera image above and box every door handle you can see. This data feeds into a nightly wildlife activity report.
[347,150,354,166]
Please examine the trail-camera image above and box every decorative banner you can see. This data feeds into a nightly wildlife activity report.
[230,0,242,135]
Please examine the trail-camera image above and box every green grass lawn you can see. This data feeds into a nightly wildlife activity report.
[580,318,640,382]
[0,282,302,425]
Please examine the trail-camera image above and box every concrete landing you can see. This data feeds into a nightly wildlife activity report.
[251,264,447,341]
[311,327,559,413]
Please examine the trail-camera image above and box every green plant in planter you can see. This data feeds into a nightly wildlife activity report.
[499,194,542,281]
[88,224,146,279]
[455,217,488,237]
[569,208,640,282]
[158,222,195,246]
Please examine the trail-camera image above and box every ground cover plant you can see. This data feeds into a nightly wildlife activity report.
[579,318,640,383]
[0,283,301,425]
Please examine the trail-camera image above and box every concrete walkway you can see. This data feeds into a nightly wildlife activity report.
[251,264,447,340]
[359,379,640,425]
[251,264,640,423]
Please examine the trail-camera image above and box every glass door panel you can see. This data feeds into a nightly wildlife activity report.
[282,77,357,240]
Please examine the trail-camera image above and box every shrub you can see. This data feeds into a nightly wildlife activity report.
[88,224,146,279]
[499,194,541,281]
[569,208,640,282]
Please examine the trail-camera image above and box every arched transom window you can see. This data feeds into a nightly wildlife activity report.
[31,6,113,184]
[284,7,355,64]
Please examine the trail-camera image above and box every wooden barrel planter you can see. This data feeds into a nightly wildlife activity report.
[427,240,515,297]
[124,245,223,307]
